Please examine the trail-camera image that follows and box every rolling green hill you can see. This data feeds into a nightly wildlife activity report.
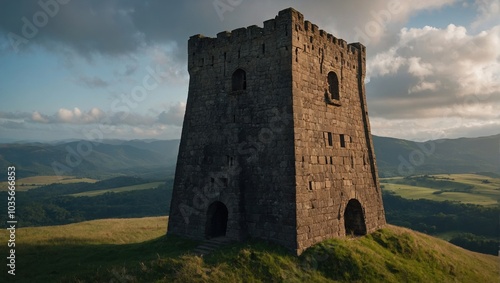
[0,217,496,282]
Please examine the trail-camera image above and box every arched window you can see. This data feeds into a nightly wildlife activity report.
[232,69,246,91]
[328,71,340,100]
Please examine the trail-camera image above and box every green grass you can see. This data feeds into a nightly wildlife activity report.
[68,182,164,197]
[0,217,497,282]
[381,174,500,206]
[0,175,97,191]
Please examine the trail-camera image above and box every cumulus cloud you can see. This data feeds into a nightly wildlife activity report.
[32,111,49,123]
[371,116,500,141]
[157,103,185,127]
[367,24,500,122]
[0,104,187,128]
[1,1,498,141]
[0,0,458,57]
[471,0,500,30]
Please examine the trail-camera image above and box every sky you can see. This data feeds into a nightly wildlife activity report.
[0,0,499,142]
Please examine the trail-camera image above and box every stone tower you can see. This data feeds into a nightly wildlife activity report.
[167,8,386,255]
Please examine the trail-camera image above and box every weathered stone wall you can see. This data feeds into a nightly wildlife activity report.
[289,9,386,254]
[168,7,386,255]
[168,9,298,251]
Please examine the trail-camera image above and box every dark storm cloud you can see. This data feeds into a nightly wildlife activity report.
[0,0,455,57]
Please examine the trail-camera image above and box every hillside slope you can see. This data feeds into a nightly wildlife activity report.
[373,134,500,176]
[0,217,496,282]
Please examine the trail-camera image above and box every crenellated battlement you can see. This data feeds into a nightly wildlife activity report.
[188,8,365,75]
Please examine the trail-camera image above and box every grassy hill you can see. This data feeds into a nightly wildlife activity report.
[0,217,497,282]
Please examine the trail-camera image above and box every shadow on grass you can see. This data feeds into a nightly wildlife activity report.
[0,235,198,283]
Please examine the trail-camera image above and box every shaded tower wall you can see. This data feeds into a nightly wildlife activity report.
[167,9,298,251]
[289,9,386,254]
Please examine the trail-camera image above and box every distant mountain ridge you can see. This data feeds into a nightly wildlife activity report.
[0,134,498,180]
[373,134,500,177]
[0,140,179,180]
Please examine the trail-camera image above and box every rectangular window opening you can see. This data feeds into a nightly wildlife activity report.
[340,134,346,148]
[226,155,235,166]
[220,178,228,188]
[327,132,333,147]
[308,181,313,191]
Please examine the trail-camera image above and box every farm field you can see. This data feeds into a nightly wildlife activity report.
[381,173,500,206]
[68,181,165,197]
[0,175,97,191]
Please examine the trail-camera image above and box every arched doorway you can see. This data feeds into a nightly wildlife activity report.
[205,201,228,238]
[344,199,367,236]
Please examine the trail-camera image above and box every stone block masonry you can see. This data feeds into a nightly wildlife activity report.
[168,7,386,255]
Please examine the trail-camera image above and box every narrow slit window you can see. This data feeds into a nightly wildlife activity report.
[220,178,228,188]
[328,71,340,100]
[327,132,333,147]
[340,134,346,148]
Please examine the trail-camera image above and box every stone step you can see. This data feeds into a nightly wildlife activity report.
[201,242,221,249]
[191,237,232,256]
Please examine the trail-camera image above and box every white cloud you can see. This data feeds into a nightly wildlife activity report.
[32,111,49,123]
[371,116,500,141]
[50,107,105,124]
[407,57,433,77]
[367,23,500,122]
[9,104,186,128]
[471,0,500,30]
[157,102,186,126]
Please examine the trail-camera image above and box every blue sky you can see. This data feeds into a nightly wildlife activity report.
[0,0,499,142]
